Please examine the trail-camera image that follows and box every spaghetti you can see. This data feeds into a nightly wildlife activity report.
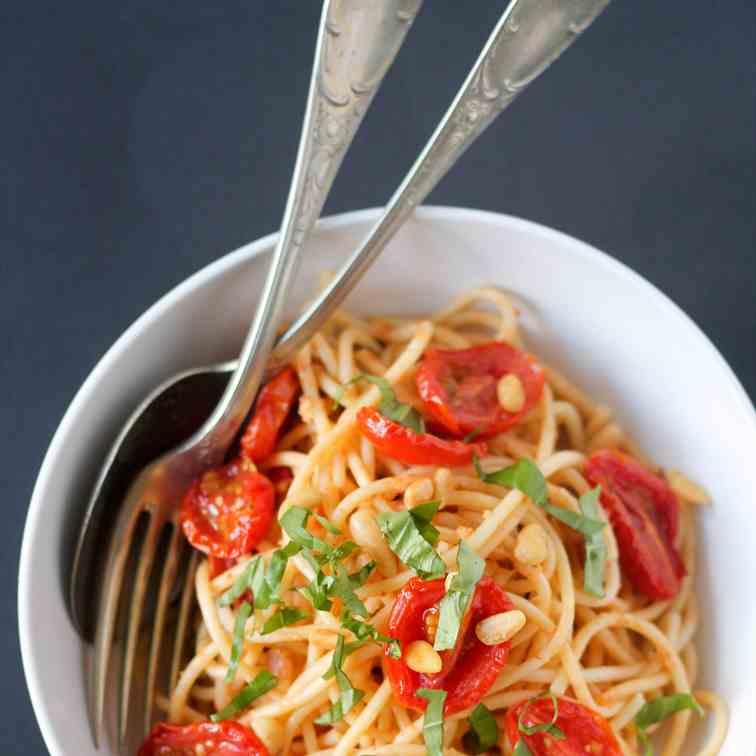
[145,287,727,755]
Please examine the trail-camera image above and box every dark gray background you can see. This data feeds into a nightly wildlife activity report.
[3,0,754,752]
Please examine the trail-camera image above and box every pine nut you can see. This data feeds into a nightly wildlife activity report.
[405,640,443,674]
[404,478,435,508]
[475,610,526,645]
[514,523,549,566]
[665,469,711,505]
[497,374,526,413]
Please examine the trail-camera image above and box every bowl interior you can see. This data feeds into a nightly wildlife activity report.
[20,207,756,755]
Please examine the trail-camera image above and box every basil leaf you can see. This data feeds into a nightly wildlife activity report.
[316,635,365,724]
[348,374,426,433]
[417,688,447,756]
[514,740,534,756]
[474,457,605,536]
[377,504,445,580]
[299,567,335,611]
[340,611,401,659]
[211,670,278,722]
[463,428,482,443]
[462,703,499,754]
[225,601,252,683]
[517,693,565,739]
[261,606,309,635]
[280,506,332,553]
[314,512,342,535]
[248,554,272,609]
[348,560,376,588]
[409,500,441,546]
[579,486,607,597]
[331,562,369,618]
[218,558,259,607]
[264,541,301,604]
[434,540,484,651]
[635,693,703,754]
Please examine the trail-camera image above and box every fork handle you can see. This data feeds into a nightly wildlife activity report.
[198,0,423,455]
[272,0,611,367]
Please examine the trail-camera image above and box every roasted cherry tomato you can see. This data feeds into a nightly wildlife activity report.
[180,459,275,560]
[266,466,294,503]
[385,576,512,714]
[357,406,487,467]
[585,450,685,600]
[208,556,237,579]
[505,695,622,755]
[416,342,544,438]
[138,721,269,756]
[241,366,300,463]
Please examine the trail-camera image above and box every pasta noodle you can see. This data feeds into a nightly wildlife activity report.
[158,287,726,755]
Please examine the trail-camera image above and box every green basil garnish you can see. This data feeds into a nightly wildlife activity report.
[377,501,445,579]
[635,693,703,756]
[224,601,252,683]
[260,606,309,635]
[211,670,278,722]
[340,610,401,659]
[462,703,499,754]
[315,635,365,724]
[434,540,484,651]
[344,374,426,433]
[579,486,607,597]
[417,688,447,756]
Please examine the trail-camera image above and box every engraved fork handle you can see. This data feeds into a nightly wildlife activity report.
[195,0,423,455]
[274,0,611,365]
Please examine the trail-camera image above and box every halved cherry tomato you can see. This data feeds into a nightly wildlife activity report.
[180,459,275,560]
[505,695,622,755]
[585,450,685,600]
[416,342,544,438]
[138,720,269,755]
[267,466,294,503]
[208,556,237,579]
[357,407,487,467]
[241,366,300,463]
[385,576,512,714]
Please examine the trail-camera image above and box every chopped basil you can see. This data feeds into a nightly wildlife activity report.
[314,512,342,535]
[211,670,278,722]
[315,635,365,724]
[260,606,309,635]
[218,558,260,607]
[462,703,499,754]
[224,601,252,683]
[517,692,565,739]
[347,374,426,433]
[635,693,703,756]
[348,560,376,588]
[417,688,447,756]
[340,610,401,659]
[463,427,483,443]
[331,561,369,618]
[299,567,335,611]
[280,506,332,553]
[513,740,534,756]
[434,540,484,651]
[377,502,445,579]
[579,486,607,597]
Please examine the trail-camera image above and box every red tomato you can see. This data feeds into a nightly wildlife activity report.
[357,407,487,467]
[208,556,237,579]
[585,450,685,600]
[138,721,269,756]
[385,576,512,714]
[241,366,300,463]
[266,466,294,503]
[180,460,275,560]
[416,342,544,438]
[505,696,622,755]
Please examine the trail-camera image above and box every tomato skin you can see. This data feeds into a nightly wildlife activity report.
[356,407,487,467]
[385,576,512,714]
[416,342,544,438]
[241,367,300,463]
[266,466,294,503]
[138,720,269,756]
[505,696,622,756]
[180,460,275,560]
[585,450,685,600]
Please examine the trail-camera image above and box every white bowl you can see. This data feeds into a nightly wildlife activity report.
[19,207,756,755]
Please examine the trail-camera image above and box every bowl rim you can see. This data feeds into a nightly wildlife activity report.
[18,205,756,755]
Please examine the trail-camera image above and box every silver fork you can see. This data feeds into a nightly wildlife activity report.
[87,1,424,748]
